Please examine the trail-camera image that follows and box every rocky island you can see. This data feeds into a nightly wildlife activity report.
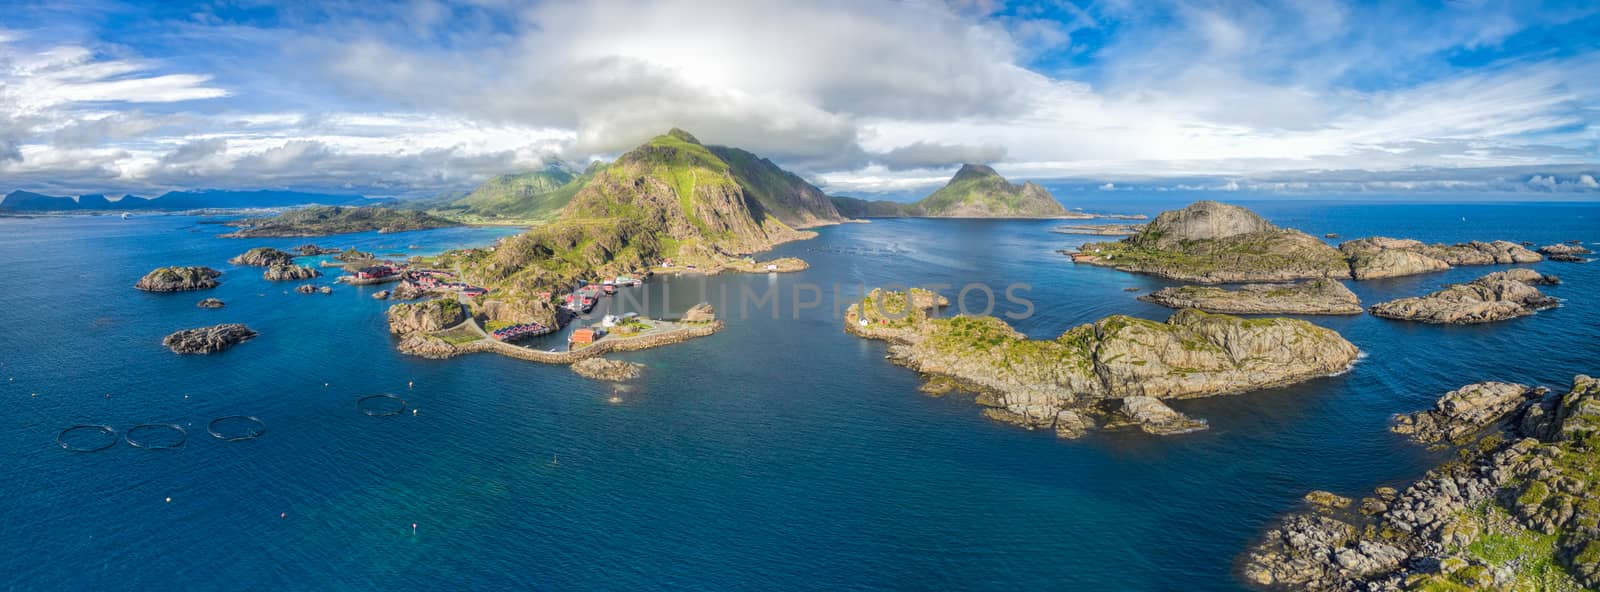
[1070,201,1352,283]
[228,246,295,267]
[162,323,257,354]
[1138,279,1362,315]
[1368,269,1560,324]
[845,287,1360,438]
[196,298,225,308]
[389,129,833,345]
[1342,236,1543,279]
[221,205,458,237]
[1539,243,1593,263]
[1243,375,1600,590]
[135,266,222,292]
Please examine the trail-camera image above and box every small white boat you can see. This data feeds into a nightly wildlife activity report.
[120,213,132,220]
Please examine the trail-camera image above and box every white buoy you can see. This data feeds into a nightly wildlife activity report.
[411,523,418,535]
[165,497,171,503]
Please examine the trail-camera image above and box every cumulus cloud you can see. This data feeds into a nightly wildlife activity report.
[1,0,1597,197]
[874,141,1007,171]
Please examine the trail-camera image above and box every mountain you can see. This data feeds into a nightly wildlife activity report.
[831,195,918,218]
[0,189,380,212]
[0,191,80,211]
[147,189,377,209]
[913,164,1066,218]
[453,129,827,302]
[448,161,586,221]
[828,164,1066,219]
[1073,201,1352,283]
[705,145,843,227]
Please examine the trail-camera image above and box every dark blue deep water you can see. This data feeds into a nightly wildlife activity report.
[2,198,1596,590]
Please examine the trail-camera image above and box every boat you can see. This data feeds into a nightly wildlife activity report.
[120,213,132,220]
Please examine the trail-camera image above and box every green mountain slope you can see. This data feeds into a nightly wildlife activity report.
[449,129,819,304]
[914,164,1066,218]
[707,145,843,227]
[449,161,584,221]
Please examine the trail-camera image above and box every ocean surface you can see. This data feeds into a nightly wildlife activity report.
[2,197,1596,590]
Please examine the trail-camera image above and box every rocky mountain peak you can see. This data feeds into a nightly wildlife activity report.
[1140,200,1277,244]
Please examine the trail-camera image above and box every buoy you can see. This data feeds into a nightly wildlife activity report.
[165,497,171,503]
[411,522,418,535]
[408,381,414,389]
[324,383,329,388]
[280,512,287,519]
[412,409,418,416]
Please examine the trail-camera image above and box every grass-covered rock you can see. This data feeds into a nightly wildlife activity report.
[845,287,1359,438]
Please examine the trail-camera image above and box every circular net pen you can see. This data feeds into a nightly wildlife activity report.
[125,423,187,450]
[207,416,266,442]
[357,394,408,417]
[57,424,119,452]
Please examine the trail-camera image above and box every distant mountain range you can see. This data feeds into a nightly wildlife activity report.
[0,189,387,212]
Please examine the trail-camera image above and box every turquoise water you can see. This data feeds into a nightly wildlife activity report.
[1,199,1596,590]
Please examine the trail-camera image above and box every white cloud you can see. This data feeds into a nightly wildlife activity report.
[1,0,1597,196]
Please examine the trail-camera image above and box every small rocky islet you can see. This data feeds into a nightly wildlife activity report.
[1539,243,1593,263]
[135,266,222,292]
[1138,279,1362,315]
[264,263,320,281]
[570,358,645,381]
[196,298,225,308]
[162,323,257,354]
[1244,375,1600,590]
[1368,268,1561,324]
[228,246,295,267]
[844,287,1360,438]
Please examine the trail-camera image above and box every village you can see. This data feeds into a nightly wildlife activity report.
[346,258,678,353]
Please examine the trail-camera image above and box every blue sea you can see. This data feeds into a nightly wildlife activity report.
[2,197,1596,590]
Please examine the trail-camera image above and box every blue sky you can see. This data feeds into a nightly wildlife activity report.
[1,0,1597,197]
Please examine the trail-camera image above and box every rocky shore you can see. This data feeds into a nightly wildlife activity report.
[845,287,1360,438]
[571,358,645,381]
[1343,237,1543,279]
[1072,201,1352,283]
[1369,269,1560,324]
[135,266,222,292]
[1138,279,1362,315]
[228,247,294,267]
[162,323,257,354]
[263,264,320,281]
[1390,382,1540,445]
[1243,375,1600,590]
